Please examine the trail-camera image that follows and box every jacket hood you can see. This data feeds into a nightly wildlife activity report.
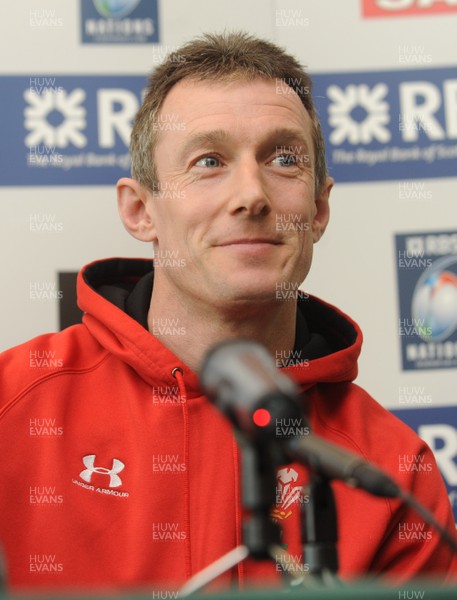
[78,257,363,394]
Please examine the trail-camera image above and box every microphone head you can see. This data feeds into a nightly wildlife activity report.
[200,339,306,441]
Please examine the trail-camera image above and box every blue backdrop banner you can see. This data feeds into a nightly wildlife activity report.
[0,75,146,186]
[391,406,457,523]
[312,66,457,183]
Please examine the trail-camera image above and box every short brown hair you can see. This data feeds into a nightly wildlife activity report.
[130,31,328,195]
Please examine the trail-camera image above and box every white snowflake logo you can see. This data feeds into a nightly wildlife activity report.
[24,88,87,148]
[327,83,391,145]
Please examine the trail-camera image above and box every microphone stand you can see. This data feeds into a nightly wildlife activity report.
[178,433,321,597]
[238,436,281,559]
[303,473,340,582]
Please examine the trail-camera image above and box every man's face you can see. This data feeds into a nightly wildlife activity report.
[147,78,332,309]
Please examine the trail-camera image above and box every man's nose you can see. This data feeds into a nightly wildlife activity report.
[226,160,271,217]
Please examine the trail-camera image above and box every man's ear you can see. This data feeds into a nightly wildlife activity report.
[312,176,333,243]
[117,177,157,242]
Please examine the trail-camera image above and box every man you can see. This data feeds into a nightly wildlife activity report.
[1,32,456,593]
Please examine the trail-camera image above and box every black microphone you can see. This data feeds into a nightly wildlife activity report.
[200,339,399,498]
[200,338,305,439]
[200,339,457,555]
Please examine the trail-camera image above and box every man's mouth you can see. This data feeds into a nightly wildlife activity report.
[217,238,282,246]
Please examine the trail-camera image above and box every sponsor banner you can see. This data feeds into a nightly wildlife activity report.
[80,0,159,44]
[3,68,457,186]
[362,0,457,18]
[0,76,146,186]
[395,230,457,370]
[312,67,457,183]
[391,406,457,521]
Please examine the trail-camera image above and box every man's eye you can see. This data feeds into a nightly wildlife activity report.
[195,156,221,168]
[272,154,299,167]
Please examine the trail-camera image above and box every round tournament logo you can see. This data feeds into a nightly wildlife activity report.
[92,0,141,19]
[411,255,457,343]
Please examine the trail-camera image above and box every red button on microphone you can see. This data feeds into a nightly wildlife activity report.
[252,408,271,427]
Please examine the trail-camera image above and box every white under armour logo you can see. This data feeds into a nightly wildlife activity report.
[79,454,125,488]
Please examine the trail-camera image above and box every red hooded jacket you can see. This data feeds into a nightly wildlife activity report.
[0,257,456,594]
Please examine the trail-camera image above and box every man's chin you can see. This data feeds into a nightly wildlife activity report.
[213,283,288,308]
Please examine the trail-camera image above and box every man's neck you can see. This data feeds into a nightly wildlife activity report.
[147,284,297,373]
